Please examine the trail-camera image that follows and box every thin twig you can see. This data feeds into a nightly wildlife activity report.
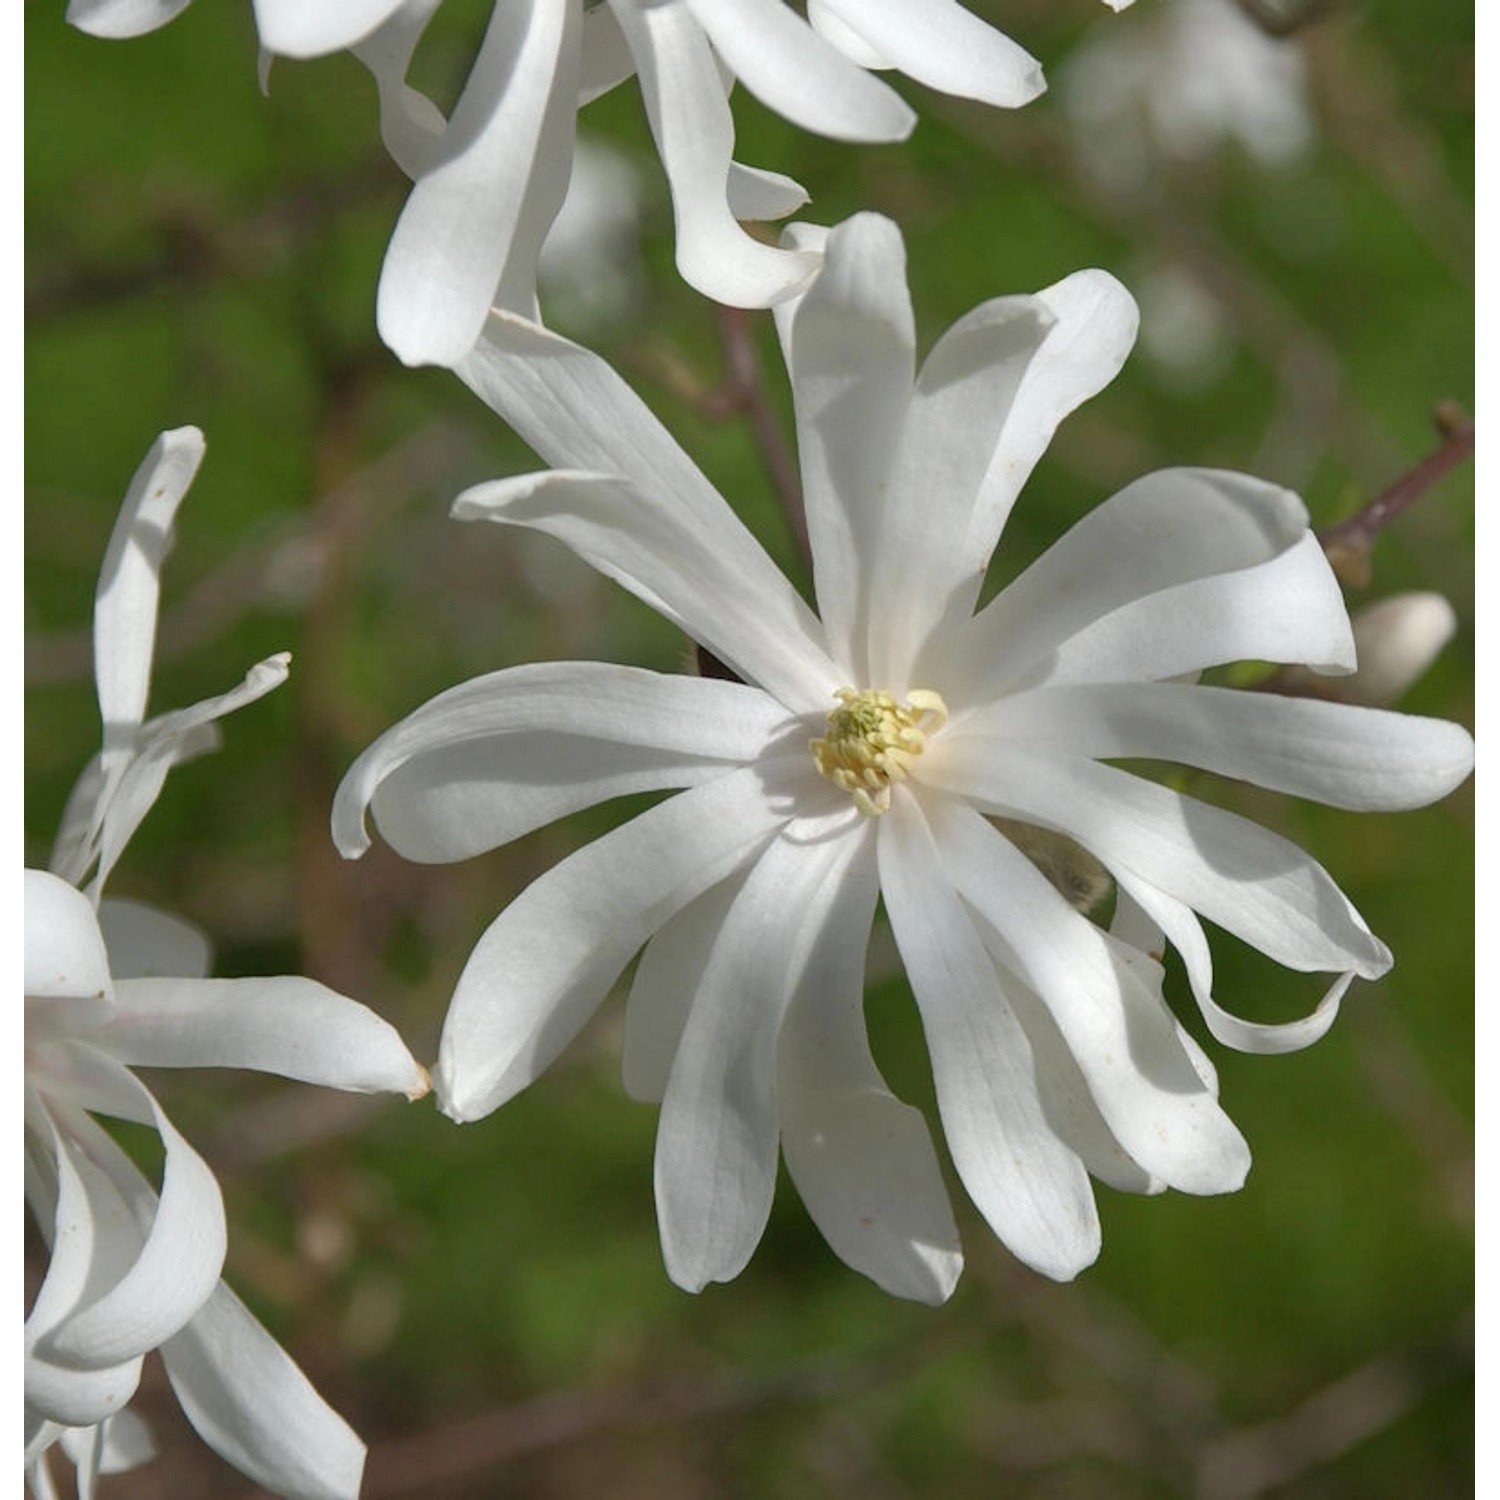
[1318,404,1473,583]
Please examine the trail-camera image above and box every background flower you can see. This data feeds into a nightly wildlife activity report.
[25,429,428,1500]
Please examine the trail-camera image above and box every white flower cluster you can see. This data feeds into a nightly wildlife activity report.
[32,1,1470,1495]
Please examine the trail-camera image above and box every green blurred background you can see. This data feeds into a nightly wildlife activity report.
[26,1,1473,1495]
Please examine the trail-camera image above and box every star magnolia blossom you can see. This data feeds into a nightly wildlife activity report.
[333,215,1472,1301]
[25,428,428,1500]
[71,0,1127,366]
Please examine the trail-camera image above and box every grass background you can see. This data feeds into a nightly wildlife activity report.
[26,1,1473,1495]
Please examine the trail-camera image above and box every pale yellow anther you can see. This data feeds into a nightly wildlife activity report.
[811,686,948,815]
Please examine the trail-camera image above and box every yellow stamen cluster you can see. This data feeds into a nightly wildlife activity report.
[811,687,948,816]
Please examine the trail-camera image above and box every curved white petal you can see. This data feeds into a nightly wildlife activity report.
[93,426,204,773]
[349,0,447,179]
[378,0,580,366]
[687,0,914,141]
[26,872,112,1004]
[436,761,805,1122]
[162,1280,364,1500]
[1118,875,1352,1056]
[873,271,1138,688]
[655,813,866,1291]
[775,213,915,676]
[451,471,841,711]
[580,0,636,101]
[65,0,192,40]
[927,799,1249,1195]
[98,898,212,980]
[103,977,428,1099]
[921,744,1392,982]
[335,661,793,861]
[726,162,809,221]
[611,0,822,306]
[623,873,746,1104]
[37,1086,225,1372]
[815,0,1045,108]
[252,0,405,56]
[807,0,889,68]
[776,826,963,1302]
[877,792,1100,1280]
[956,683,1475,811]
[947,467,1322,706]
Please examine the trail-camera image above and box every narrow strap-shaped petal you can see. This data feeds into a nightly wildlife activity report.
[920,743,1392,981]
[776,825,964,1303]
[377,0,580,366]
[954,683,1474,812]
[623,874,747,1103]
[1117,874,1352,1055]
[814,0,1044,108]
[93,426,204,777]
[580,0,635,102]
[26,872,112,1004]
[65,0,191,39]
[873,272,1137,689]
[103,977,429,1099]
[161,1280,365,1500]
[451,473,842,711]
[774,214,915,678]
[611,0,822,306]
[806,0,888,67]
[655,811,866,1291]
[97,899,212,981]
[686,0,914,141]
[726,162,809,221]
[349,0,446,178]
[926,798,1249,1195]
[335,660,794,861]
[35,1081,226,1371]
[252,0,403,55]
[878,791,1100,1279]
[436,761,807,1122]
[944,467,1320,708]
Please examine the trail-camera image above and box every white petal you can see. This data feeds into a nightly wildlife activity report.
[435,762,801,1121]
[102,977,429,1099]
[1118,876,1352,1056]
[947,467,1325,706]
[623,874,746,1104]
[37,1085,226,1372]
[26,871,112,1004]
[776,213,915,676]
[655,807,869,1291]
[65,0,190,40]
[161,1281,364,1500]
[579,0,636,102]
[93,426,204,773]
[252,0,404,55]
[807,0,889,68]
[873,271,1138,688]
[686,0,914,141]
[726,162,809,221]
[814,0,1044,108]
[334,661,795,862]
[611,0,823,306]
[776,826,963,1302]
[348,0,447,178]
[877,792,1100,1279]
[922,744,1392,982]
[957,683,1475,811]
[98,899,212,980]
[926,799,1249,1195]
[450,470,841,711]
[377,0,580,366]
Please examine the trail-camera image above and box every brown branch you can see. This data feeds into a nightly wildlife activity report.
[1318,404,1473,584]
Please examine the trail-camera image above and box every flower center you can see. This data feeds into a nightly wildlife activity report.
[811,687,948,816]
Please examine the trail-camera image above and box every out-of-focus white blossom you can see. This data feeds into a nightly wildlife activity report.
[26,428,428,1500]
[1061,0,1314,193]
[334,215,1472,1303]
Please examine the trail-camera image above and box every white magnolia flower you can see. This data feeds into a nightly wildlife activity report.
[333,214,1472,1302]
[26,428,429,1500]
[1061,0,1314,192]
